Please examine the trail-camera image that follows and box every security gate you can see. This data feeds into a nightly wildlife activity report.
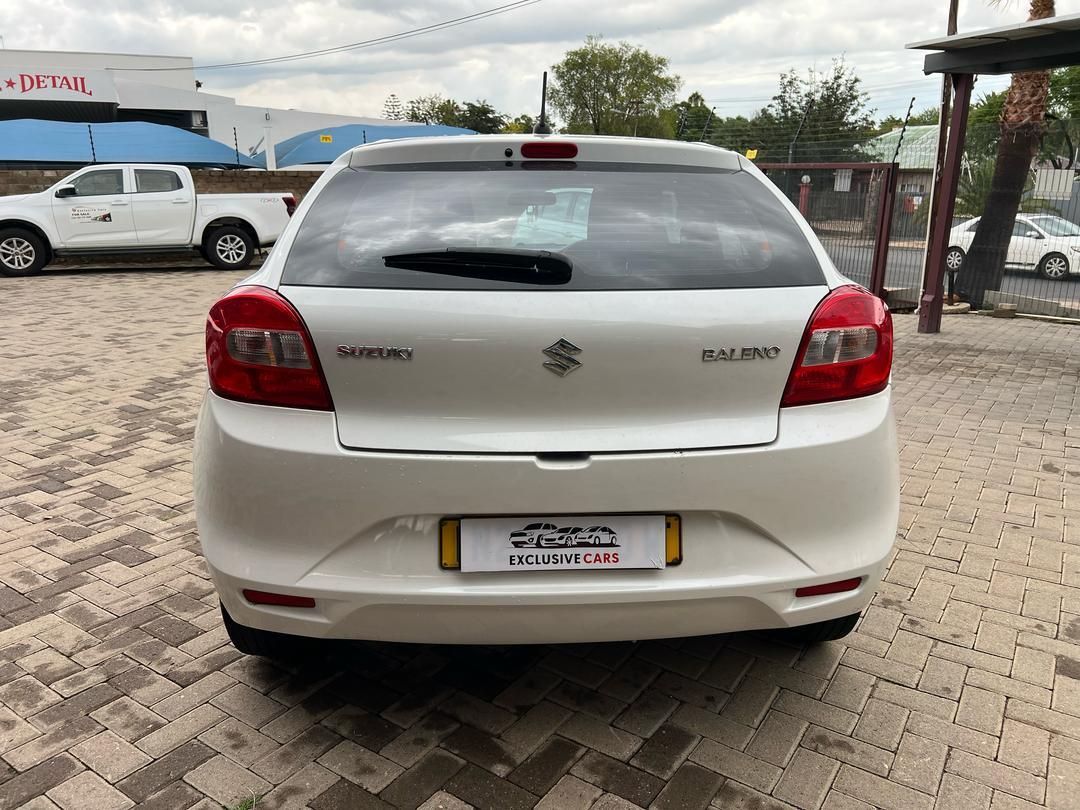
[758,162,901,303]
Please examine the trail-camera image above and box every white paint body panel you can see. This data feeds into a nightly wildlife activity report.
[194,135,899,644]
[195,390,898,643]
[285,285,826,453]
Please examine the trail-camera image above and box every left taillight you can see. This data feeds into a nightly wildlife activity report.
[781,285,893,408]
[282,195,297,216]
[205,285,333,410]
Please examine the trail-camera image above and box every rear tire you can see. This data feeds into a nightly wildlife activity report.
[206,225,255,270]
[0,228,48,277]
[785,612,861,644]
[221,603,310,658]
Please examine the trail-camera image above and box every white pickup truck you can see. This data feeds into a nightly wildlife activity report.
[0,163,295,276]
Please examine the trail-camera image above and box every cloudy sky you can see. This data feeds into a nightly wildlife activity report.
[4,0,1080,122]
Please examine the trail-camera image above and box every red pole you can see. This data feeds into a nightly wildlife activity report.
[869,163,900,300]
[919,72,973,333]
[798,180,811,216]
[918,0,959,328]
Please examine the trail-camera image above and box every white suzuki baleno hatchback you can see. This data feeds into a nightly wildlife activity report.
[194,135,899,656]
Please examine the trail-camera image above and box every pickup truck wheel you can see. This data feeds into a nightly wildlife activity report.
[206,226,254,270]
[0,228,48,277]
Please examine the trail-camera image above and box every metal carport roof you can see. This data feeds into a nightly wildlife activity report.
[908,12,1080,75]
[0,119,256,167]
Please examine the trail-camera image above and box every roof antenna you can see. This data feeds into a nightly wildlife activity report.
[533,71,552,135]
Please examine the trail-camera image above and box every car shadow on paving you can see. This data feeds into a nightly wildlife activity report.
[0,270,1078,809]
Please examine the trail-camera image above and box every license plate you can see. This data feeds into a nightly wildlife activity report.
[441,515,681,572]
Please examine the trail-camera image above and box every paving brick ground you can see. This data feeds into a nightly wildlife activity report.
[1,268,1079,809]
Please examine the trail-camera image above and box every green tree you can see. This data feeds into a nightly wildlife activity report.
[875,115,906,135]
[705,115,757,154]
[549,36,681,136]
[960,0,1055,308]
[954,159,1045,217]
[687,61,874,163]
[1041,66,1080,168]
[382,94,404,120]
[456,100,508,134]
[757,60,876,163]
[965,91,1007,160]
[909,107,940,125]
[671,92,712,140]
[501,114,536,134]
[405,94,462,126]
[874,107,936,135]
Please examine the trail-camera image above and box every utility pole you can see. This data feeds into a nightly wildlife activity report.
[700,108,715,141]
[786,99,815,195]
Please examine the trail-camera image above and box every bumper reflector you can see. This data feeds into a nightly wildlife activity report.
[795,578,862,598]
[242,589,316,608]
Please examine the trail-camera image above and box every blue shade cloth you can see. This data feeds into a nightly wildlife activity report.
[0,119,258,167]
[253,123,475,167]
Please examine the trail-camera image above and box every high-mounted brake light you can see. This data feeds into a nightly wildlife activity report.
[282,195,298,216]
[205,286,333,410]
[521,142,578,159]
[781,285,892,408]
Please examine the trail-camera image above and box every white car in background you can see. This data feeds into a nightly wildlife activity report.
[194,135,899,656]
[0,163,295,276]
[946,214,1080,280]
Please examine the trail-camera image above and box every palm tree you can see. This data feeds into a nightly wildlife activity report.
[954,159,1048,218]
[958,0,1054,307]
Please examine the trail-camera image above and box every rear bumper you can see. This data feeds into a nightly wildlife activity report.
[194,390,899,644]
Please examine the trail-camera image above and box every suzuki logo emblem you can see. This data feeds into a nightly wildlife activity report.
[542,338,582,377]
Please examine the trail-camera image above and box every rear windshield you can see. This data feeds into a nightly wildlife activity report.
[282,162,823,290]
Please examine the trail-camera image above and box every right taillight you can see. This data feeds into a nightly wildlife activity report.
[205,286,333,411]
[781,285,893,408]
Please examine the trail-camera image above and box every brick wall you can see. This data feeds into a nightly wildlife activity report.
[0,168,321,200]
[190,169,320,200]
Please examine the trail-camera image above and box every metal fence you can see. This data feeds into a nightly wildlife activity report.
[747,121,1080,318]
[758,163,898,301]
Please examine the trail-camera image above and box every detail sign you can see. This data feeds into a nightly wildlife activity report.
[0,68,119,104]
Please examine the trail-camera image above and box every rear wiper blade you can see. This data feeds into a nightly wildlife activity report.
[382,248,572,285]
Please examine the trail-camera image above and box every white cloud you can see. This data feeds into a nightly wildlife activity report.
[2,0,1074,120]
